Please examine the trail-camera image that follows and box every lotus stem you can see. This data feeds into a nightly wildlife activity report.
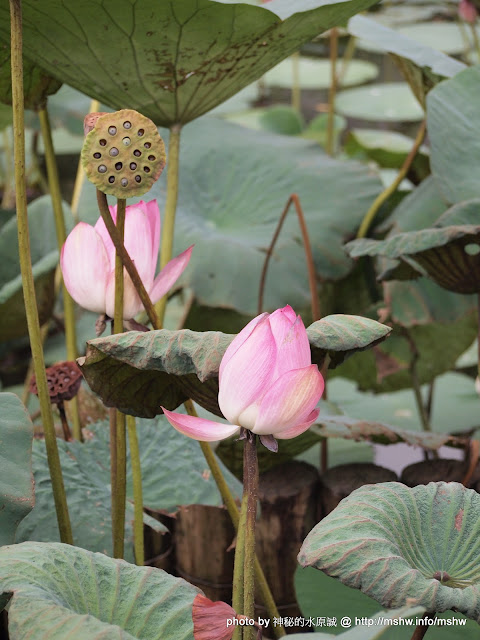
[112,198,127,559]
[338,35,357,86]
[9,0,73,545]
[291,52,301,113]
[357,120,427,239]
[243,434,258,640]
[410,614,430,640]
[326,28,338,156]
[71,99,100,222]
[127,414,144,565]
[155,124,182,326]
[39,106,82,441]
[469,23,480,61]
[232,490,247,640]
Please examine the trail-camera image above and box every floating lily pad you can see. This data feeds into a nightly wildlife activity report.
[0,0,381,127]
[79,315,391,418]
[264,57,378,89]
[398,22,479,55]
[0,196,60,341]
[0,541,198,639]
[0,393,34,546]
[225,105,305,135]
[299,482,480,622]
[428,65,480,204]
[345,128,430,171]
[336,83,423,122]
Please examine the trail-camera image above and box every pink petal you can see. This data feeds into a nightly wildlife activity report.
[252,365,324,436]
[162,407,239,441]
[60,223,110,313]
[275,408,320,440]
[269,312,311,378]
[94,205,117,267]
[144,199,161,260]
[218,318,276,425]
[193,595,235,640]
[123,206,156,289]
[149,245,194,303]
[104,269,143,320]
[219,312,269,382]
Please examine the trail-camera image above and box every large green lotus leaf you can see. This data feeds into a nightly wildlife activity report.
[398,22,479,56]
[0,0,380,127]
[336,83,423,122]
[77,118,382,314]
[264,56,378,89]
[78,315,391,418]
[299,482,480,621]
[295,566,476,638]
[346,223,480,294]
[17,418,240,560]
[0,195,63,341]
[0,49,61,110]
[0,541,198,639]
[0,393,34,545]
[428,65,480,204]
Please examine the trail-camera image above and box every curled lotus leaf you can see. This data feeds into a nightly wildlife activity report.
[79,316,391,418]
[299,482,480,622]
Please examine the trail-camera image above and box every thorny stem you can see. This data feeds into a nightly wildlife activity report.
[184,401,285,638]
[9,0,73,545]
[326,28,338,157]
[127,414,145,565]
[71,99,100,222]
[39,106,82,441]
[243,434,259,640]
[96,189,160,328]
[155,124,182,326]
[291,52,301,113]
[356,120,427,239]
[112,199,127,559]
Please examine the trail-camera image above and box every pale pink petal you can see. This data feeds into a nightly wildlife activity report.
[161,407,239,441]
[218,318,276,425]
[193,594,236,640]
[275,408,320,440]
[123,206,156,288]
[270,313,311,379]
[144,199,161,260]
[269,304,296,325]
[60,223,110,313]
[104,269,143,320]
[219,312,269,382]
[94,205,117,266]
[149,245,194,303]
[252,365,324,435]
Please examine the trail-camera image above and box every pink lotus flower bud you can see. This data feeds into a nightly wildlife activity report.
[162,305,324,442]
[60,199,193,320]
[459,0,477,23]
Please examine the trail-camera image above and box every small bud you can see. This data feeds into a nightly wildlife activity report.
[459,0,478,23]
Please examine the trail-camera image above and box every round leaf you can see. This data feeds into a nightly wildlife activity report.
[299,482,480,621]
[0,541,198,639]
[336,83,423,122]
[264,57,378,89]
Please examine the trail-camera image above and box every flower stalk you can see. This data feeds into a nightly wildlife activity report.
[38,106,82,441]
[243,433,259,640]
[9,0,73,544]
[127,414,145,565]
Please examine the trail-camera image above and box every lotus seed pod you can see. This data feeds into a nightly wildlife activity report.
[81,109,166,198]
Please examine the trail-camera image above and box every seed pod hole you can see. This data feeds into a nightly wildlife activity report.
[144,142,151,149]
[93,152,101,159]
[135,175,142,183]
[108,176,115,183]
[144,166,150,173]
[148,155,156,161]
[108,126,117,135]
[122,137,131,146]
[133,149,141,157]
[109,147,119,156]
[121,178,128,187]
[130,162,137,170]
[98,165,107,173]
[99,139,107,146]
[123,121,132,129]
[115,162,123,170]
[138,129,144,136]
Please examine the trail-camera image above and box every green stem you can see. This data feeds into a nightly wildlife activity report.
[243,435,258,640]
[469,23,480,61]
[338,35,357,86]
[38,106,82,441]
[291,52,301,113]
[232,491,247,640]
[127,414,144,565]
[112,199,127,559]
[357,120,426,238]
[9,0,73,545]
[326,28,338,157]
[155,124,182,326]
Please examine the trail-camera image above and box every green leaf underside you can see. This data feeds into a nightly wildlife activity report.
[0,0,380,127]
[299,482,480,621]
[79,315,390,418]
[0,393,34,546]
[17,419,240,560]
[0,542,198,640]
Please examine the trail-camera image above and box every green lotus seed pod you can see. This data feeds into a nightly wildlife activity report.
[81,109,166,198]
